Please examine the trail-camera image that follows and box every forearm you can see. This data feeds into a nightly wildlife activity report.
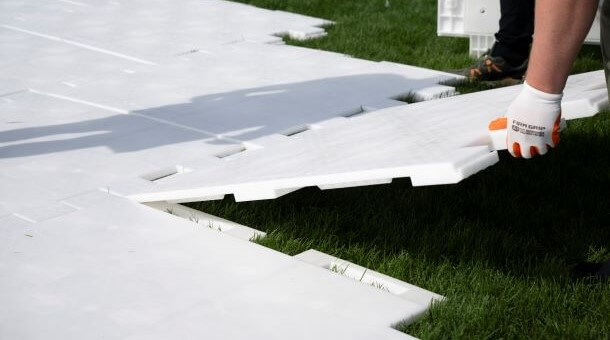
[526,0,599,94]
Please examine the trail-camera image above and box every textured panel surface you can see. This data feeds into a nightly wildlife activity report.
[0,198,433,340]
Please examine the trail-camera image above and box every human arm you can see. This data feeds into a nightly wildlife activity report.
[506,0,599,158]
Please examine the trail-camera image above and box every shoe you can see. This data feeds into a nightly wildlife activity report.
[467,50,528,81]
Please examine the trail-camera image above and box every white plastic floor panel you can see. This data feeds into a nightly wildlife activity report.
[131,71,608,203]
[0,196,429,340]
[0,0,473,339]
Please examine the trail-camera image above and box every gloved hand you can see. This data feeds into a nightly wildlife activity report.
[505,81,563,158]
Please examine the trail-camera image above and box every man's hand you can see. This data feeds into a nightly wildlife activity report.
[506,81,563,158]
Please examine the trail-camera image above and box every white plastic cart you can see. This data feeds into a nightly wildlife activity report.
[437,0,603,57]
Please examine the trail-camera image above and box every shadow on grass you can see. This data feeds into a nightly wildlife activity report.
[188,111,610,279]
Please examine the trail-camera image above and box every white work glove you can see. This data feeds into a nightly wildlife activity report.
[506,81,563,158]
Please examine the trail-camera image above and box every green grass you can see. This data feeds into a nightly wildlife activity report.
[235,0,602,73]
[187,1,610,338]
